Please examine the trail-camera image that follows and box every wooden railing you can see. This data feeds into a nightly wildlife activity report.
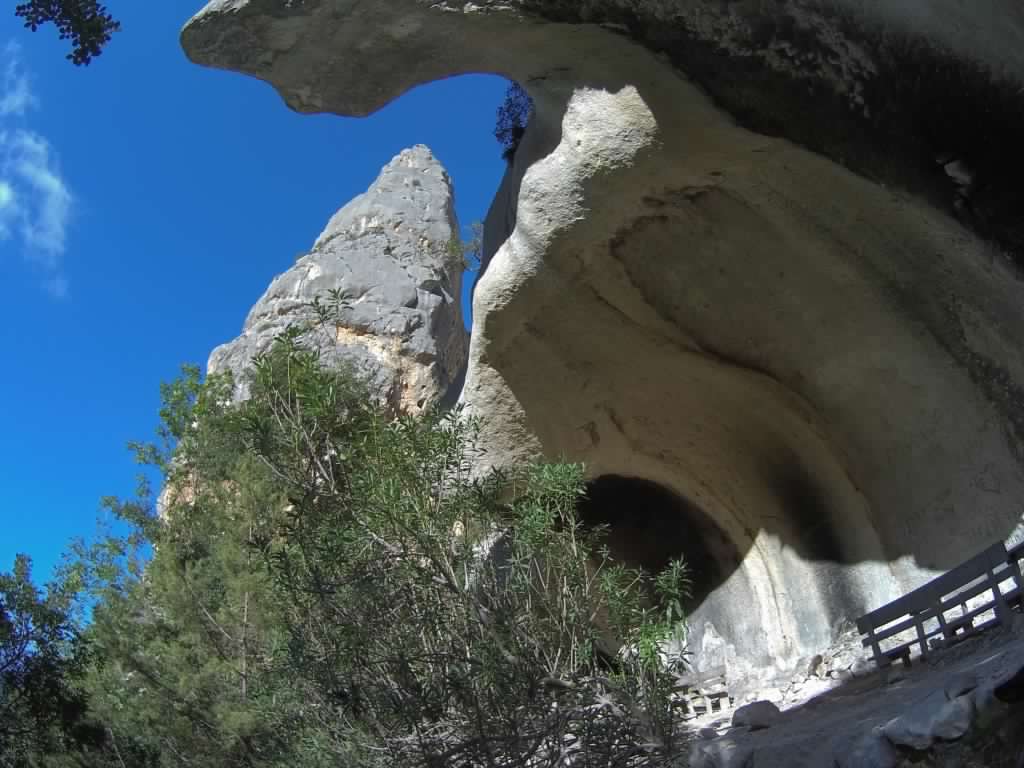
[856,540,1024,668]
[673,665,732,719]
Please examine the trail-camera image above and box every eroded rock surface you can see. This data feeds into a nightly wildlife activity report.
[182,0,1024,689]
[207,145,467,413]
[521,0,1024,255]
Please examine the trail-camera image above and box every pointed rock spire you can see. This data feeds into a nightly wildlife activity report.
[208,145,467,413]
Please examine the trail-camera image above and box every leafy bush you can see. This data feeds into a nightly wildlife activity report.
[29,306,692,766]
[448,221,484,274]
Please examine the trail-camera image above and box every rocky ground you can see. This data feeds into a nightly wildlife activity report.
[688,619,1024,767]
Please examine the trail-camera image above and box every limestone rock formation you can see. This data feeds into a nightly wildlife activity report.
[207,145,467,413]
[181,0,1024,688]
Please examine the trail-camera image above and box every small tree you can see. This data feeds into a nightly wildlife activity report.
[0,555,106,766]
[494,82,533,162]
[447,220,484,273]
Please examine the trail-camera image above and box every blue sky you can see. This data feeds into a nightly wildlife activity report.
[0,3,510,586]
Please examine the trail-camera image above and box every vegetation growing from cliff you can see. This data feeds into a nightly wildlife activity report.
[494,82,533,162]
[2,319,691,767]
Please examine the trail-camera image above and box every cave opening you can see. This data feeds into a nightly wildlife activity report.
[575,475,740,612]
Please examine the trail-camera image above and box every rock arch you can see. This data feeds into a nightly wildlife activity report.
[181,0,1024,674]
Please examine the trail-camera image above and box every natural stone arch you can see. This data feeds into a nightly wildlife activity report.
[181,0,1024,675]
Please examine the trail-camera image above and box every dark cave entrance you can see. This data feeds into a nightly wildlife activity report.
[576,475,740,611]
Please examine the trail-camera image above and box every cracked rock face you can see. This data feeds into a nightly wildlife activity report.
[182,0,1024,678]
[207,145,467,414]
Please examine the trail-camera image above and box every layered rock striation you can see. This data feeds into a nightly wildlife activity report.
[207,145,467,413]
[182,0,1024,684]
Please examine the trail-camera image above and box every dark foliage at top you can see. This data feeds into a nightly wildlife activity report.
[14,0,120,65]
[494,82,533,162]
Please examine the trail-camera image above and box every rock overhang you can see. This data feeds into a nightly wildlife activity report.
[181,0,1024,674]
[181,0,1024,255]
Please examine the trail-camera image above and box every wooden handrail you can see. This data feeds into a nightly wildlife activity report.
[856,540,1022,668]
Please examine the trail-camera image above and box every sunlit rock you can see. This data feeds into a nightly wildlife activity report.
[181,0,1024,681]
[206,145,467,414]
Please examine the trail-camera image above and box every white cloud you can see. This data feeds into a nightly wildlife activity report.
[9,131,72,261]
[0,180,14,238]
[0,42,36,117]
[0,41,73,297]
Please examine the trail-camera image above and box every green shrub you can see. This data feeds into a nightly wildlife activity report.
[55,307,692,767]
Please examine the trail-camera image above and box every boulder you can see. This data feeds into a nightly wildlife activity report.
[731,700,781,730]
[881,690,974,750]
[206,145,467,413]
